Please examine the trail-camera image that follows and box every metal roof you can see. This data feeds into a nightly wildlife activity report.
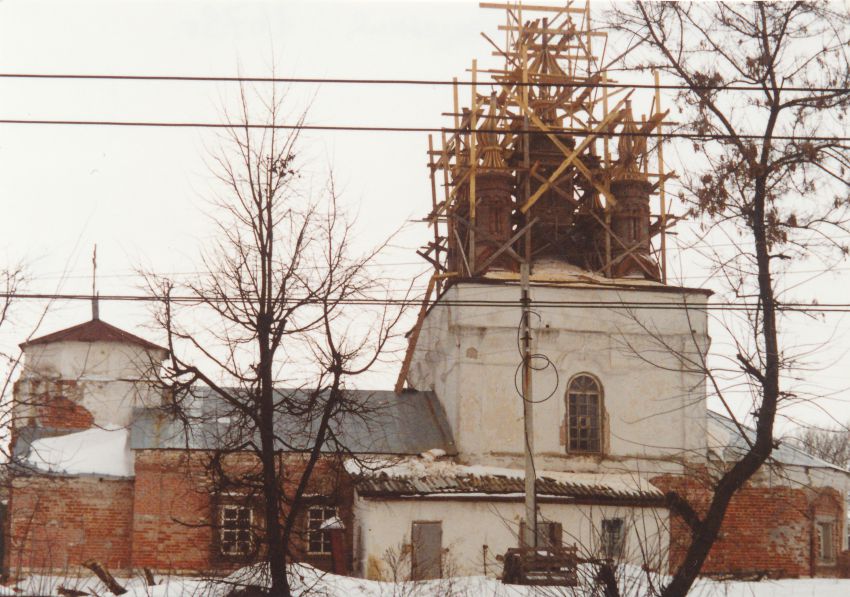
[708,410,850,474]
[130,388,456,456]
[20,318,167,353]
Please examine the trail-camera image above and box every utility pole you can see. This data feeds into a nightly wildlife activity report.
[520,260,536,549]
[520,12,537,540]
[91,244,99,320]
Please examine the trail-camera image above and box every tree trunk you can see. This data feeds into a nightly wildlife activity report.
[662,165,779,596]
[82,560,127,596]
[258,313,289,597]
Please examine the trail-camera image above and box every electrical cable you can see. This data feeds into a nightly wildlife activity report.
[0,119,847,142]
[0,72,847,94]
[513,310,563,405]
[3,292,850,313]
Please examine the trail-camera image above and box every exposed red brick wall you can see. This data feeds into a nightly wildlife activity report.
[131,450,354,575]
[131,450,216,574]
[7,475,133,575]
[282,454,355,574]
[654,471,845,578]
[14,379,94,429]
[811,488,845,577]
[36,395,94,429]
[5,452,845,580]
[5,449,355,576]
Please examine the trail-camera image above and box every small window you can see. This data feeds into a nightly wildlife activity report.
[491,209,504,236]
[519,520,563,550]
[307,506,338,555]
[628,216,644,243]
[220,504,253,556]
[566,374,603,453]
[818,521,836,563]
[601,518,625,560]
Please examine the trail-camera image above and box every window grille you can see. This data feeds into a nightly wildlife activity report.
[601,518,625,560]
[307,506,338,555]
[567,374,602,453]
[220,504,253,556]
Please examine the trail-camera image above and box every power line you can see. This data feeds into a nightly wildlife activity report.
[24,264,850,283]
[0,72,847,94]
[2,292,848,312]
[0,119,847,142]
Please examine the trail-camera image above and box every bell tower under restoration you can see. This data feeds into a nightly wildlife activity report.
[417,1,674,286]
[397,1,680,395]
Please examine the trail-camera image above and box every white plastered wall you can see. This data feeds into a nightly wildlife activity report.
[407,282,710,475]
[354,495,669,579]
[16,340,165,428]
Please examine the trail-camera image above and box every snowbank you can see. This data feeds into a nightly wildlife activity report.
[5,564,850,596]
[24,425,133,477]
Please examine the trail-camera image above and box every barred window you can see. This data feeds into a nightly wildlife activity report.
[566,374,602,453]
[601,518,625,560]
[220,504,253,556]
[307,506,338,555]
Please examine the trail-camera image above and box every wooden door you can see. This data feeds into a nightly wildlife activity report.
[411,521,442,580]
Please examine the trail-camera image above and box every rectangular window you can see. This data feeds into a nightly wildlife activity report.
[220,504,253,556]
[519,520,563,550]
[307,506,338,555]
[818,521,836,563]
[601,518,625,560]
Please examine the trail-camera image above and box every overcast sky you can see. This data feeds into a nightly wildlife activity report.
[1,1,848,433]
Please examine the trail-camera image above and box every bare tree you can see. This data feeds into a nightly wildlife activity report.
[148,85,406,596]
[1,264,24,368]
[791,423,850,469]
[609,3,850,595]
[1,263,26,451]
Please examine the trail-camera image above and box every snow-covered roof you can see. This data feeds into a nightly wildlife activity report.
[708,410,850,474]
[20,425,134,478]
[347,457,663,502]
[480,260,713,296]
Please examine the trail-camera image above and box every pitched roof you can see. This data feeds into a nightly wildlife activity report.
[20,318,167,353]
[708,410,850,474]
[353,461,663,503]
[130,389,457,456]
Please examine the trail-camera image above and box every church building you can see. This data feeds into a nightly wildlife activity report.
[5,0,850,585]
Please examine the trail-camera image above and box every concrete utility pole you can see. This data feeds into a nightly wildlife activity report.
[520,261,537,548]
[91,244,99,320]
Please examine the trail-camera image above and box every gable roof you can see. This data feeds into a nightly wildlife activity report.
[20,318,167,353]
[130,389,456,456]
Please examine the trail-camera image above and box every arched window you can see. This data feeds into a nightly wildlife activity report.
[566,374,603,453]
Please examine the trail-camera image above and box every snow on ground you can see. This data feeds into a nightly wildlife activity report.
[4,564,850,597]
[24,425,133,477]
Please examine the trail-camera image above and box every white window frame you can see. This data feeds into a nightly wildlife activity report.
[566,373,604,454]
[219,504,254,557]
[818,520,836,564]
[307,505,338,555]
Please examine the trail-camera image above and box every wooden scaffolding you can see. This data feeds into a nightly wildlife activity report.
[397,1,676,392]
